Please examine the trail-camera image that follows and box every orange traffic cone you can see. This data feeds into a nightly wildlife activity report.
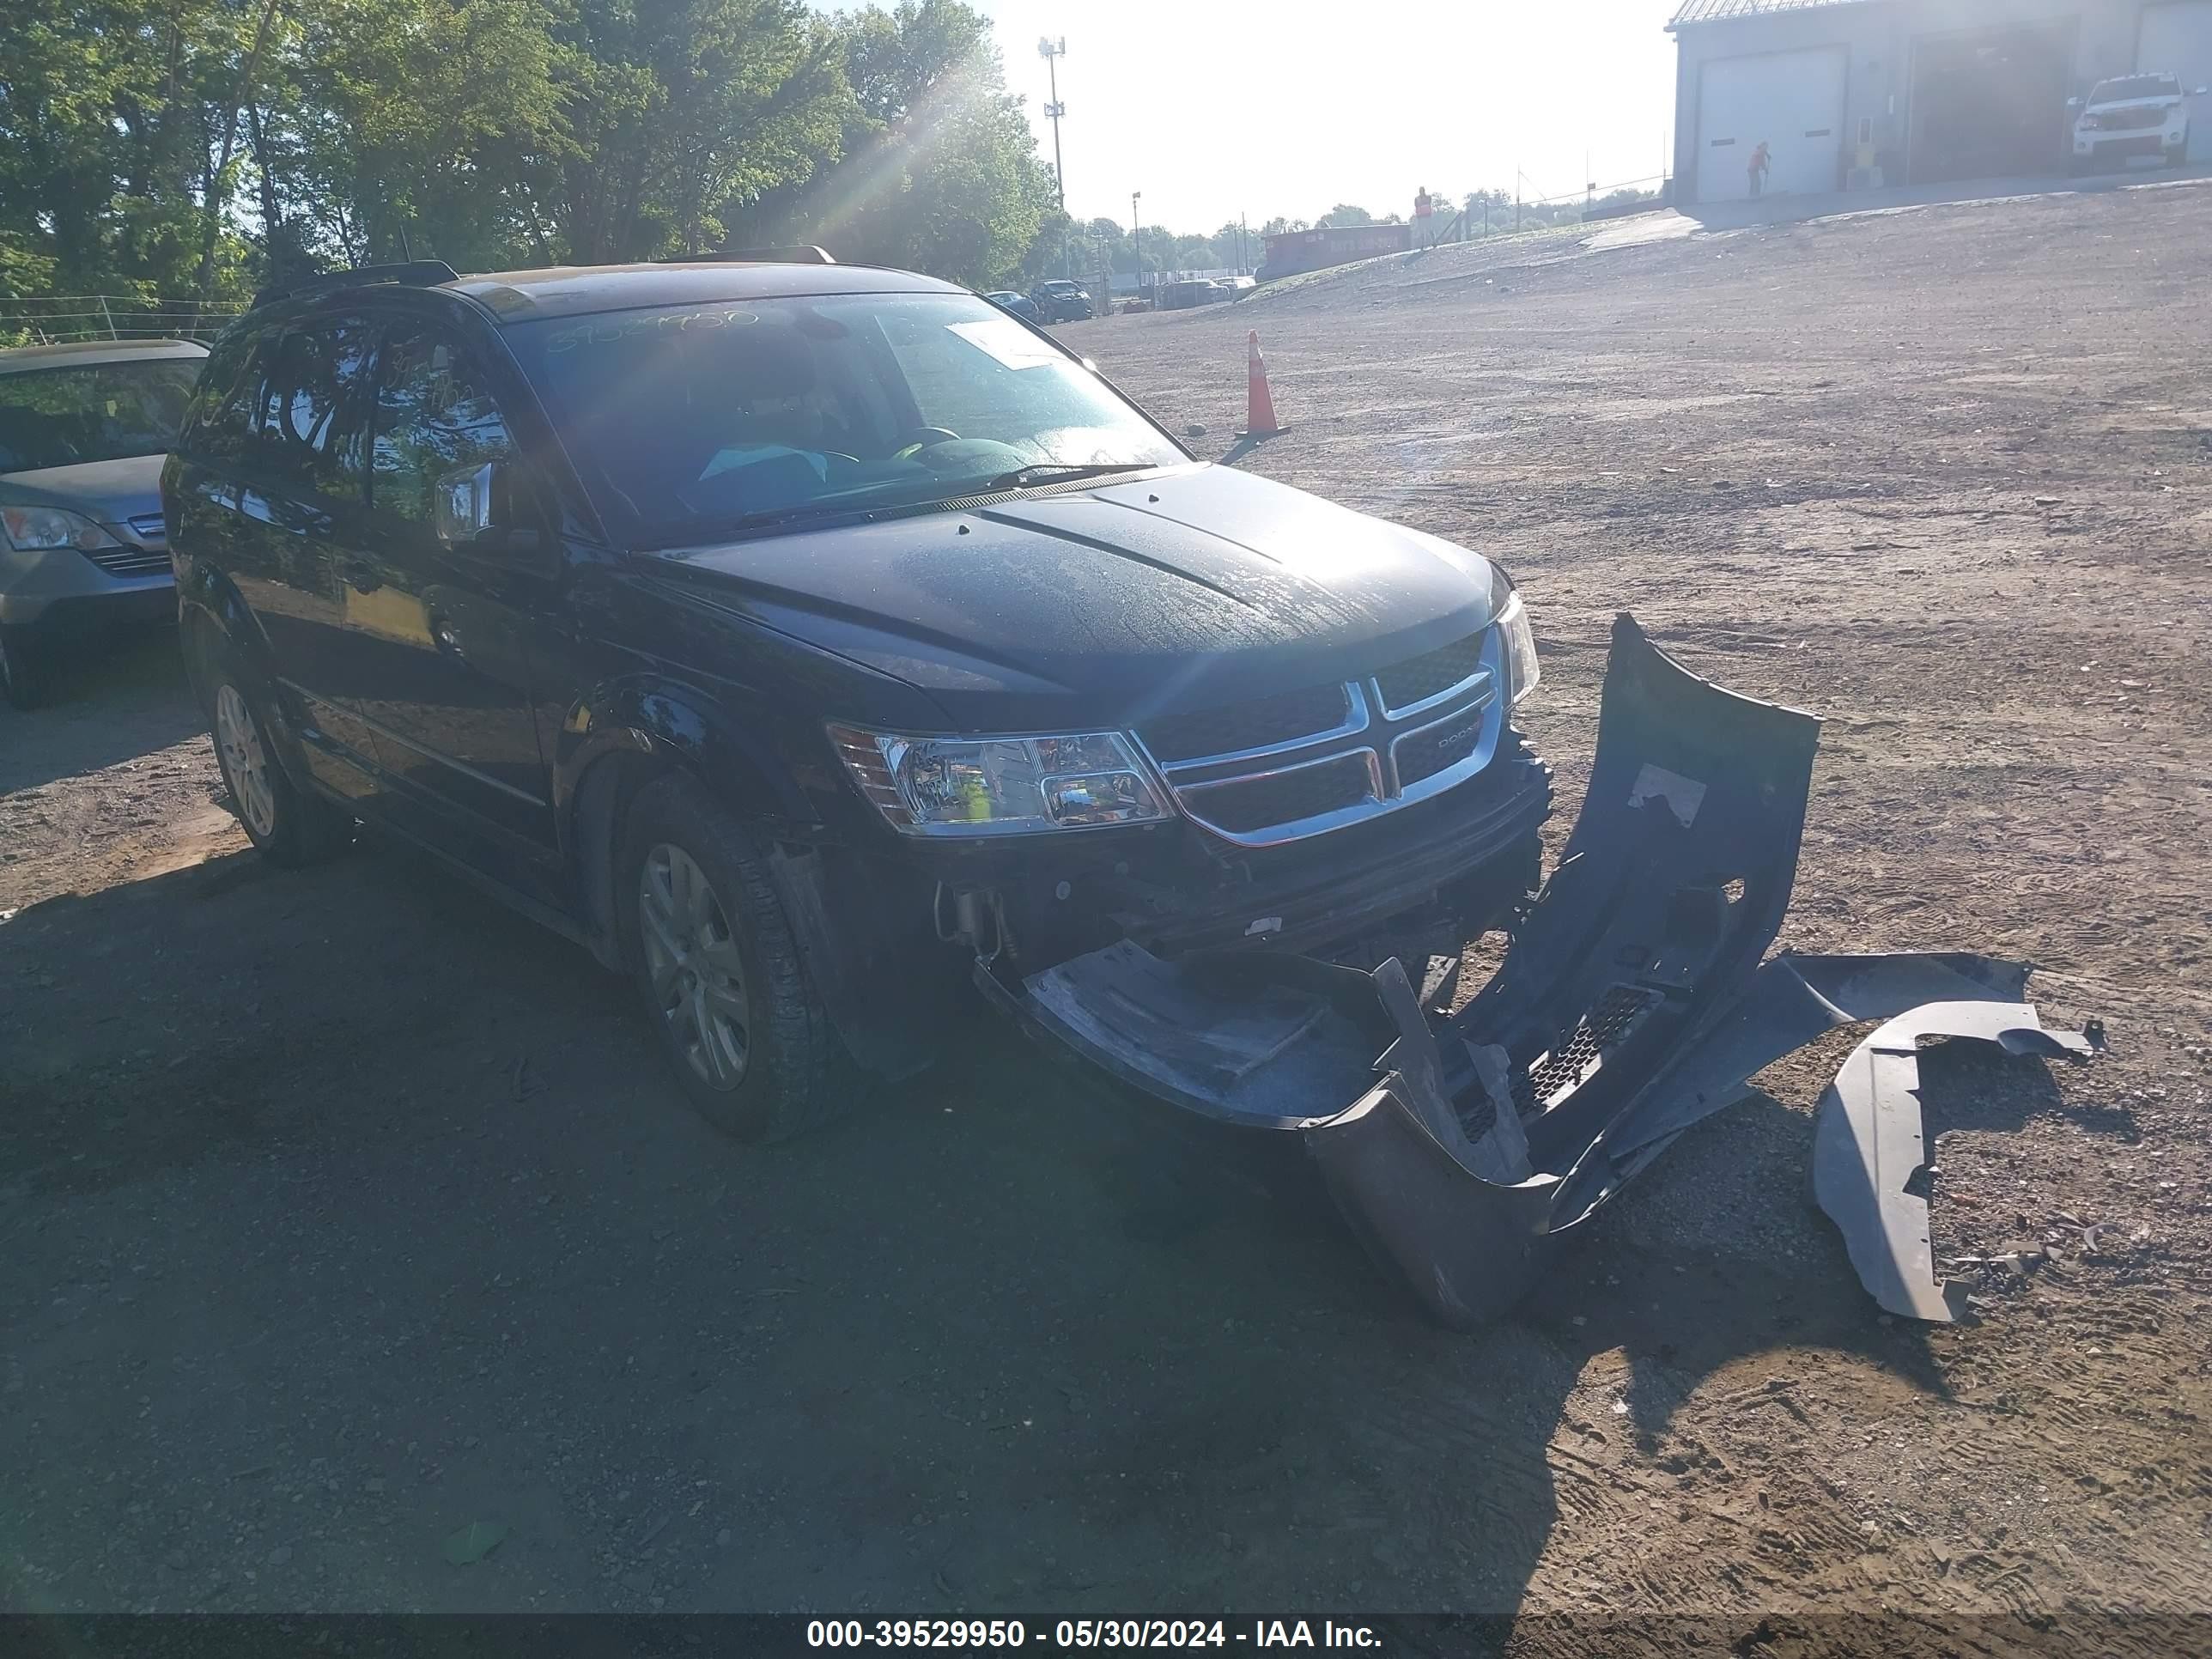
[1242,329,1283,438]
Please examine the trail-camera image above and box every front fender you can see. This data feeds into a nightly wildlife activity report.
[552,674,814,832]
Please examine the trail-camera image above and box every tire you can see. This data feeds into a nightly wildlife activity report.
[202,641,353,866]
[0,624,46,711]
[2166,143,2187,169]
[616,773,836,1142]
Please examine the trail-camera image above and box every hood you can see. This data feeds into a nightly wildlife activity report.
[649,463,1500,731]
[2084,94,2183,113]
[0,453,167,529]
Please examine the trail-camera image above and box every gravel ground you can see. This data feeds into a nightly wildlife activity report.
[3,178,2209,1643]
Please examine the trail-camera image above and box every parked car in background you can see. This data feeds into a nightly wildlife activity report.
[0,337,206,708]
[1158,278,1233,312]
[2070,72,2204,171]
[983,290,1039,323]
[1029,279,1093,323]
[164,258,1546,1142]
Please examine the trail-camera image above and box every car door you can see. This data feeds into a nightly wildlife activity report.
[346,314,560,865]
[211,313,387,803]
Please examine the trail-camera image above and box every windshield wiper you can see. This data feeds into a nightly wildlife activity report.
[975,462,1158,492]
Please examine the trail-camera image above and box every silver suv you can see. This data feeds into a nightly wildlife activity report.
[0,337,207,708]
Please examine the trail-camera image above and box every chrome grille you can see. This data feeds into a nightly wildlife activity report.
[86,544,173,578]
[1136,626,1503,846]
[1394,701,1490,787]
[127,512,166,544]
[1141,683,1352,763]
[1178,753,1375,835]
[1376,633,1488,715]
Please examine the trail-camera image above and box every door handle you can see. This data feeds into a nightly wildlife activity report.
[341,559,381,594]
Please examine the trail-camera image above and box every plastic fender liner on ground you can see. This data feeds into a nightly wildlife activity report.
[1813,1000,2103,1322]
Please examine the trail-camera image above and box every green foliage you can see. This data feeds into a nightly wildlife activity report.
[0,0,277,299]
[0,0,1043,299]
[745,0,1058,289]
[0,0,1663,307]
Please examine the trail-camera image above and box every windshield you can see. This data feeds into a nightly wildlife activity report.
[2090,75,2179,101]
[0,358,203,473]
[504,292,1182,548]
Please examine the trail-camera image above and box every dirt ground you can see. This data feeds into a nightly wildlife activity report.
[4,179,2210,1643]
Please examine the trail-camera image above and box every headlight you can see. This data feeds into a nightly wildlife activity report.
[827,724,1171,836]
[0,505,122,553]
[2078,114,2102,130]
[1498,590,1540,704]
[1487,565,1540,705]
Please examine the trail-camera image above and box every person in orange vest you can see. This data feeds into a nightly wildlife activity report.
[1413,185,1434,246]
[1747,141,1771,198]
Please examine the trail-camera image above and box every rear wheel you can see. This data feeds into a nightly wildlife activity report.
[203,645,352,865]
[617,774,836,1141]
[0,624,47,710]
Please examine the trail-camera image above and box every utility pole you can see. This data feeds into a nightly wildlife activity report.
[1038,39,1067,210]
[1131,190,1142,302]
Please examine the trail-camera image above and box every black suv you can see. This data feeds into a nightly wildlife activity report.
[1029,279,1094,323]
[165,258,1549,1139]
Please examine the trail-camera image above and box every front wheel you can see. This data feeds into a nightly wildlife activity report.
[617,774,837,1141]
[2166,143,2188,168]
[203,647,353,866]
[0,624,46,710]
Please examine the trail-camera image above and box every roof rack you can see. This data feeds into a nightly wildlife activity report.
[674,246,836,266]
[250,259,461,313]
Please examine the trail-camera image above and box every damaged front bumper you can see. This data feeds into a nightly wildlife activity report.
[976,613,2076,1327]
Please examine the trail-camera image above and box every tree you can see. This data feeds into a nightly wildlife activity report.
[742,0,1056,288]
[289,0,570,270]
[0,0,277,300]
[0,0,1063,307]
[549,0,848,264]
[1315,203,1375,228]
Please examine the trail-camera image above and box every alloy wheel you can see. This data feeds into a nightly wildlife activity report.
[214,683,277,840]
[637,842,751,1090]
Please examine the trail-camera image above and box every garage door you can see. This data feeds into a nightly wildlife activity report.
[2139,1,2212,161]
[1696,46,1848,203]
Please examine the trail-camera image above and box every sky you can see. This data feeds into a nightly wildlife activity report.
[979,0,1684,233]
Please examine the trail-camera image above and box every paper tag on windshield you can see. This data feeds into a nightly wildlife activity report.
[949,318,1063,371]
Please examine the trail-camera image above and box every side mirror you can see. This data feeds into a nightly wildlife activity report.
[2065,95,2082,107]
[2196,85,2209,96]
[433,460,497,544]
[433,459,544,560]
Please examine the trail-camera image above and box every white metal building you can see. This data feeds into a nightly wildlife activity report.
[1668,0,2212,203]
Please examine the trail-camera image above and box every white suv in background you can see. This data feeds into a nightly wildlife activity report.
[2070,73,2203,172]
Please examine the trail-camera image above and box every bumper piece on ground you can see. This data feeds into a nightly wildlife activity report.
[1813,1001,2103,1322]
[1000,612,2081,1328]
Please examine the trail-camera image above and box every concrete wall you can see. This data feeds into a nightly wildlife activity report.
[1670,0,2166,201]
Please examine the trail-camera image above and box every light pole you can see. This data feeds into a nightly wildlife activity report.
[1131,190,1142,302]
[1038,38,1066,210]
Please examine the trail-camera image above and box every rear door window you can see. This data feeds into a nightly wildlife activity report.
[247,316,376,503]
[185,331,270,468]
